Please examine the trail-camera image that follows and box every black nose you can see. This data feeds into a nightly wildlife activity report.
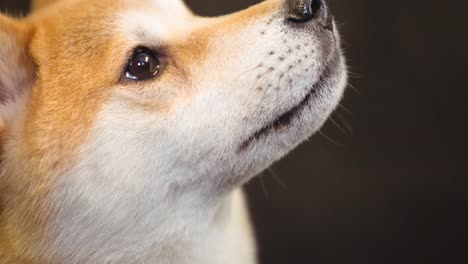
[287,0,333,29]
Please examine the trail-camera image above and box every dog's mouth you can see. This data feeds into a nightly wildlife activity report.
[238,63,336,152]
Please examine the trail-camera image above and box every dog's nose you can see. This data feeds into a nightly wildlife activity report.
[286,0,333,30]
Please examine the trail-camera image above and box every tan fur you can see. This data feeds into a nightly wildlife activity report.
[0,0,347,262]
[1,1,263,262]
[7,0,283,187]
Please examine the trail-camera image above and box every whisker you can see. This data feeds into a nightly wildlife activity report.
[250,70,282,120]
[259,176,269,200]
[329,116,349,136]
[347,83,360,94]
[318,130,344,146]
[267,167,288,190]
[335,111,353,135]
[229,64,266,84]
[346,71,362,79]
[338,104,352,115]
[243,69,274,111]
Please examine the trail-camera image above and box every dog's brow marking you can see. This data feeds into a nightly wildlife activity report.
[118,11,167,43]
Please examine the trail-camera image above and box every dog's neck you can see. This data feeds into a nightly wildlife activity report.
[0,185,255,264]
[0,110,258,263]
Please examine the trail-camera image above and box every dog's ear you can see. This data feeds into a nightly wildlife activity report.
[0,15,35,127]
[32,0,61,11]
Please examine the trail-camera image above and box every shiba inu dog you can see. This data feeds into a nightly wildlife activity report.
[0,0,347,263]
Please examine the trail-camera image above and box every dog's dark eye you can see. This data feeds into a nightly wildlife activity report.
[125,47,160,81]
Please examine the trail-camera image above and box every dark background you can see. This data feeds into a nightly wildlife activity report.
[1,0,467,263]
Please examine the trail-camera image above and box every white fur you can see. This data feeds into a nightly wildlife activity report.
[117,10,192,46]
[0,0,347,263]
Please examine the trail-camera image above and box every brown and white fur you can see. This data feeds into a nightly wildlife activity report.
[0,0,347,263]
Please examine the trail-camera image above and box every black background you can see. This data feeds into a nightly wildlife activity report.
[1,0,467,263]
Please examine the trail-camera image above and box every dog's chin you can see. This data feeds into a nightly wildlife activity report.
[239,55,344,152]
[229,55,346,186]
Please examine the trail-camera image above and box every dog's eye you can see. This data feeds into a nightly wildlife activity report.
[125,47,160,81]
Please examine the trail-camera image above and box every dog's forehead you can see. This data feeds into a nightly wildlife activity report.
[76,0,189,12]
[116,1,194,44]
[28,0,193,62]
[49,0,190,42]
[32,0,190,27]
[95,0,191,16]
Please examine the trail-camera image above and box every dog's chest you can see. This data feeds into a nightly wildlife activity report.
[37,189,257,264]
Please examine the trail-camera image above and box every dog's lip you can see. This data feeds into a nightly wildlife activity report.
[237,63,335,152]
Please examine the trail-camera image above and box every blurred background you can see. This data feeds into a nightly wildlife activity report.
[1,0,467,263]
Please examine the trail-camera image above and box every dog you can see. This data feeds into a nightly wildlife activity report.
[0,0,347,263]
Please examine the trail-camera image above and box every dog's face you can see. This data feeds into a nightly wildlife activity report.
[1,0,346,259]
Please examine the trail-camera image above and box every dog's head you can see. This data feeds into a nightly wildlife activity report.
[0,0,346,260]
